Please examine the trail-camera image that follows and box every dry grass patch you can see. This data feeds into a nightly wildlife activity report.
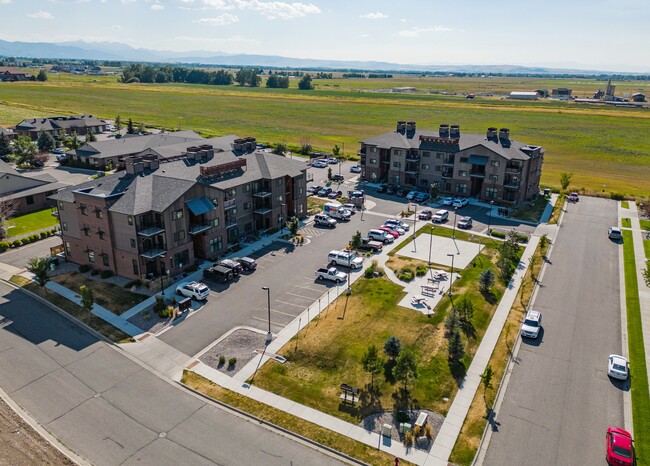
[181,371,412,466]
[548,194,565,225]
[9,276,133,343]
[51,272,147,315]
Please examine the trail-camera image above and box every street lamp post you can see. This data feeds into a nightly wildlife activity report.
[447,253,455,294]
[451,207,458,239]
[281,203,286,235]
[360,180,366,221]
[428,225,434,265]
[160,257,166,296]
[487,200,494,236]
[261,286,272,342]
[411,203,417,252]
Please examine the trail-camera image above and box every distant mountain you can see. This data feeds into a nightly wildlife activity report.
[0,39,641,75]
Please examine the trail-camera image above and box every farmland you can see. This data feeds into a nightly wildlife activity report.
[1,73,649,196]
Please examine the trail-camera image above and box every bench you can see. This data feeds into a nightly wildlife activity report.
[421,285,437,296]
[415,412,428,428]
[340,383,360,404]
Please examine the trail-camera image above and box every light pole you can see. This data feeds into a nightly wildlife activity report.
[160,257,166,296]
[447,253,455,294]
[281,203,286,235]
[261,286,272,342]
[487,200,494,236]
[360,180,366,221]
[451,207,458,239]
[411,203,417,252]
[347,270,351,295]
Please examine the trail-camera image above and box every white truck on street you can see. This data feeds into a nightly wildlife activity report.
[323,202,351,221]
[315,267,347,283]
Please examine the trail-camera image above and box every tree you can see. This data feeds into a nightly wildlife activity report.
[327,166,332,180]
[26,256,52,287]
[299,141,312,155]
[138,122,145,134]
[448,328,465,364]
[288,217,299,236]
[456,296,474,328]
[79,285,94,313]
[272,143,287,156]
[298,74,314,90]
[0,201,16,240]
[37,130,55,152]
[445,308,459,336]
[643,263,650,287]
[0,134,11,157]
[85,131,97,142]
[384,336,401,359]
[10,136,38,166]
[479,268,495,293]
[36,69,47,81]
[481,365,494,405]
[361,344,384,388]
[350,231,363,250]
[127,118,135,134]
[393,348,418,392]
[115,115,122,131]
[559,172,573,191]
[68,130,79,149]
[429,183,439,200]
[497,230,520,281]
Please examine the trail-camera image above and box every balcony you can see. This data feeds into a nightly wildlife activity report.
[505,166,522,174]
[441,171,453,179]
[224,199,236,210]
[406,154,420,162]
[254,207,272,215]
[442,161,455,167]
[140,247,166,259]
[253,191,272,198]
[405,166,419,175]
[504,180,520,189]
[137,225,165,237]
[469,170,486,178]
[225,217,237,229]
[189,223,211,235]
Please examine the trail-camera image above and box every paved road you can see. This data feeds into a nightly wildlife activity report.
[484,197,625,465]
[0,236,62,268]
[0,281,344,466]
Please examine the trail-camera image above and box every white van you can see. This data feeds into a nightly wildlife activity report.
[368,229,394,244]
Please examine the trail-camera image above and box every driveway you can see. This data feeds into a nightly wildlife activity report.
[0,281,344,466]
[0,236,62,269]
[483,197,625,465]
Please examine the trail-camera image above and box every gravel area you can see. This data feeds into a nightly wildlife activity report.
[127,305,175,335]
[199,329,268,375]
[359,409,444,450]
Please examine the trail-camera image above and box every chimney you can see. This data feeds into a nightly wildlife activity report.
[233,139,245,152]
[449,125,460,138]
[487,127,498,139]
[125,158,136,175]
[246,137,256,152]
[499,128,510,140]
[396,121,406,134]
[406,121,416,138]
[439,124,450,137]
[133,162,144,174]
[149,159,160,170]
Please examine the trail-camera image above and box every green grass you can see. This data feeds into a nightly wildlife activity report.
[2,75,650,196]
[621,200,629,209]
[6,208,59,237]
[644,240,650,260]
[622,218,632,228]
[621,230,650,465]
[548,194,565,225]
[640,219,650,231]
[512,196,550,223]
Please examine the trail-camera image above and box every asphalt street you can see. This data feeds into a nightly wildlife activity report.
[0,281,344,466]
[0,236,62,268]
[483,196,625,466]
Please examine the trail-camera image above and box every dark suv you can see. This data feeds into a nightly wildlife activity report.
[234,256,257,271]
[203,265,233,282]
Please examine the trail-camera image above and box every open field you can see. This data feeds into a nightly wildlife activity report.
[1,75,649,196]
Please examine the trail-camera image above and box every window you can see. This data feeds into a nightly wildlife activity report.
[59,202,64,211]
[369,158,377,165]
[278,195,283,202]
[369,147,377,153]
[459,170,468,177]
[65,241,72,256]
[486,187,498,199]
[459,157,468,164]
[83,224,90,236]
[209,236,223,253]
[299,204,304,214]
[212,198,219,207]
[393,161,401,169]
[211,218,220,228]
[456,183,468,194]
[173,250,190,268]
[95,208,103,219]
[130,238,136,248]
[244,201,252,210]
[98,230,105,240]
[276,178,283,187]
[80,203,88,215]
[128,216,133,226]
[394,149,401,156]
[88,250,95,263]
[243,183,251,192]
[298,187,304,195]
[435,166,442,172]
[173,230,186,242]
[489,174,498,181]
[392,175,400,183]
[422,151,430,157]
[421,163,430,170]
[102,254,109,267]
[62,222,68,231]
[436,153,442,159]
[491,160,500,167]
[26,196,34,205]
[172,209,183,220]
[132,259,139,276]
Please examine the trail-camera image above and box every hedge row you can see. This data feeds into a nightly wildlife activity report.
[0,228,59,252]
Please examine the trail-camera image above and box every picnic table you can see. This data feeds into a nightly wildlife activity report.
[340,383,360,404]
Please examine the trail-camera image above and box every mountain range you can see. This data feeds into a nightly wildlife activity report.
[0,39,637,75]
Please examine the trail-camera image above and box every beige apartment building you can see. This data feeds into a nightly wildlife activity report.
[50,137,307,279]
[359,121,544,205]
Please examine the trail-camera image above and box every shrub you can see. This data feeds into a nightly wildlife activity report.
[50,228,57,234]
[40,232,48,239]
[218,355,226,366]
[31,234,40,242]
[12,239,22,248]
[90,269,99,276]
[141,310,152,321]
[424,424,433,439]
[490,230,506,239]
[396,410,410,423]
[398,266,414,282]
[404,431,413,447]
[610,192,625,201]
[153,295,168,317]
[79,264,90,273]
[228,357,237,367]
[415,265,428,276]
[100,270,113,279]
[0,242,9,252]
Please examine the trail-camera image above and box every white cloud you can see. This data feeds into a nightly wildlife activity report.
[196,13,239,24]
[27,10,55,19]
[360,33,370,38]
[0,0,12,4]
[360,12,387,20]
[400,18,408,23]
[396,26,453,37]
[180,0,234,9]
[121,0,137,4]
[112,24,123,29]
[151,3,164,9]
[181,0,320,19]
[174,34,259,45]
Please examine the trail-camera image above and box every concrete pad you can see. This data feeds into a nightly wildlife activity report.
[0,346,57,393]
[432,430,458,450]
[47,396,158,466]
[102,369,204,434]
[122,437,216,466]
[12,367,95,424]
[398,233,483,270]
[66,345,143,393]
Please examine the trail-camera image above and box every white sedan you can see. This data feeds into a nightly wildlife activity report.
[441,197,455,206]
[452,198,469,209]
[176,281,210,300]
[607,354,629,380]
[350,166,361,173]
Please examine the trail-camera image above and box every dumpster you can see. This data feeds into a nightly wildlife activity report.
[178,297,191,314]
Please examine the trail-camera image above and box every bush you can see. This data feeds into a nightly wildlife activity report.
[100,270,113,279]
[124,279,143,289]
[404,431,413,447]
[31,234,40,242]
[90,269,99,276]
[218,355,226,366]
[49,228,57,234]
[490,230,506,239]
[40,231,48,239]
[79,264,90,273]
[0,242,9,253]
[12,239,22,248]
[415,265,428,276]
[228,357,237,367]
[610,192,625,201]
[398,266,414,282]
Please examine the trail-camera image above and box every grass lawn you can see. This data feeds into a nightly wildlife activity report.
[307,196,327,215]
[6,208,59,238]
[512,196,549,223]
[51,272,147,315]
[251,231,508,426]
[644,240,650,260]
[181,371,413,466]
[621,230,650,465]
[640,219,650,231]
[621,218,632,228]
[621,200,629,209]
[9,275,132,343]
[548,194,565,225]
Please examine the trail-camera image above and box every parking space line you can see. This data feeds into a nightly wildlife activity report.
[250,315,285,327]
[285,292,319,301]
[270,308,300,318]
[294,284,322,292]
[275,300,306,309]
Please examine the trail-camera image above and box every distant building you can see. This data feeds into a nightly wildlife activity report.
[0,67,35,82]
[0,160,68,215]
[551,88,572,98]
[508,91,538,100]
[14,115,107,141]
[392,87,416,93]
[632,93,646,102]
[0,126,16,140]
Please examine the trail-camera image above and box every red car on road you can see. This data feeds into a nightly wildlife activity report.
[606,426,635,465]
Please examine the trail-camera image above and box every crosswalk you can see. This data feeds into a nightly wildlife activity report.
[300,226,325,238]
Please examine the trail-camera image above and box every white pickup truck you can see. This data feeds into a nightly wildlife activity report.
[315,267,347,283]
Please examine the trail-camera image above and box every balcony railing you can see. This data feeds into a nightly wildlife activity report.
[224,199,236,210]
[140,247,166,259]
[505,166,522,174]
[504,181,520,189]
[189,223,211,235]
[469,170,486,178]
[441,171,453,179]
[254,207,272,215]
[253,191,272,198]
[406,155,420,161]
[137,225,165,237]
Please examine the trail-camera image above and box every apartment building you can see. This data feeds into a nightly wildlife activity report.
[14,115,107,140]
[50,137,307,279]
[359,121,544,205]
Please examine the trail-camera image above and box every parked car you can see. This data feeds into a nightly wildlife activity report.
[328,250,363,269]
[414,192,430,203]
[203,265,233,282]
[234,256,257,271]
[607,354,629,380]
[608,227,623,240]
[312,160,328,168]
[331,174,345,182]
[318,187,333,197]
[386,185,397,195]
[307,185,322,194]
[52,148,66,155]
[314,213,337,228]
[606,427,635,466]
[406,190,418,200]
[341,203,356,213]
[378,226,400,239]
[368,229,394,244]
[350,166,361,173]
[358,238,383,252]
[457,216,473,229]
[396,187,407,197]
[441,197,455,206]
[452,198,469,209]
[418,210,433,221]
[520,310,542,339]
[315,267,347,283]
[432,210,449,223]
[384,219,410,231]
[218,258,243,275]
[376,184,388,193]
[328,190,343,199]
[55,153,67,162]
[327,157,339,164]
[568,192,579,203]
[382,224,405,236]
[176,281,210,300]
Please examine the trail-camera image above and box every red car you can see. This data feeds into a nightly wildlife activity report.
[606,426,635,465]
[378,226,400,239]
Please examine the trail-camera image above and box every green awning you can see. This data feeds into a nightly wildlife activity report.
[469,155,488,166]
[186,197,216,216]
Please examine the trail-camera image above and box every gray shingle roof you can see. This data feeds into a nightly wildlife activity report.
[75,131,204,160]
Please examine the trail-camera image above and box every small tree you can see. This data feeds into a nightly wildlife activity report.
[384,336,402,359]
[361,344,384,388]
[79,285,94,313]
[37,130,56,152]
[69,130,79,149]
[11,136,38,165]
[288,217,299,236]
[559,172,573,191]
[299,140,312,155]
[456,296,474,328]
[350,230,363,250]
[327,166,332,180]
[36,69,48,81]
[138,121,145,134]
[481,365,494,405]
[127,118,135,134]
[444,308,459,336]
[393,348,418,392]
[539,233,549,252]
[429,183,439,200]
[272,143,287,156]
[0,134,11,157]
[643,263,650,287]
[26,256,52,287]
[479,268,495,293]
[298,74,314,90]
[448,328,465,364]
[115,115,122,131]
[0,200,16,240]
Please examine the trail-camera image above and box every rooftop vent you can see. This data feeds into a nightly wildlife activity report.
[396,121,407,135]
[439,124,450,137]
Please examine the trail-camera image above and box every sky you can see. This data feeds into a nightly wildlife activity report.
[1,0,649,72]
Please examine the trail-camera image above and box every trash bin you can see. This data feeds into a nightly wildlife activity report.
[543,188,551,197]
[178,297,191,313]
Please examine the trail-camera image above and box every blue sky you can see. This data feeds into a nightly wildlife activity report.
[1,0,649,72]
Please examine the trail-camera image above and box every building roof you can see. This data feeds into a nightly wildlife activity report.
[14,115,106,133]
[0,126,15,137]
[74,131,204,160]
[0,160,69,200]
[0,160,20,177]
[361,128,538,161]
